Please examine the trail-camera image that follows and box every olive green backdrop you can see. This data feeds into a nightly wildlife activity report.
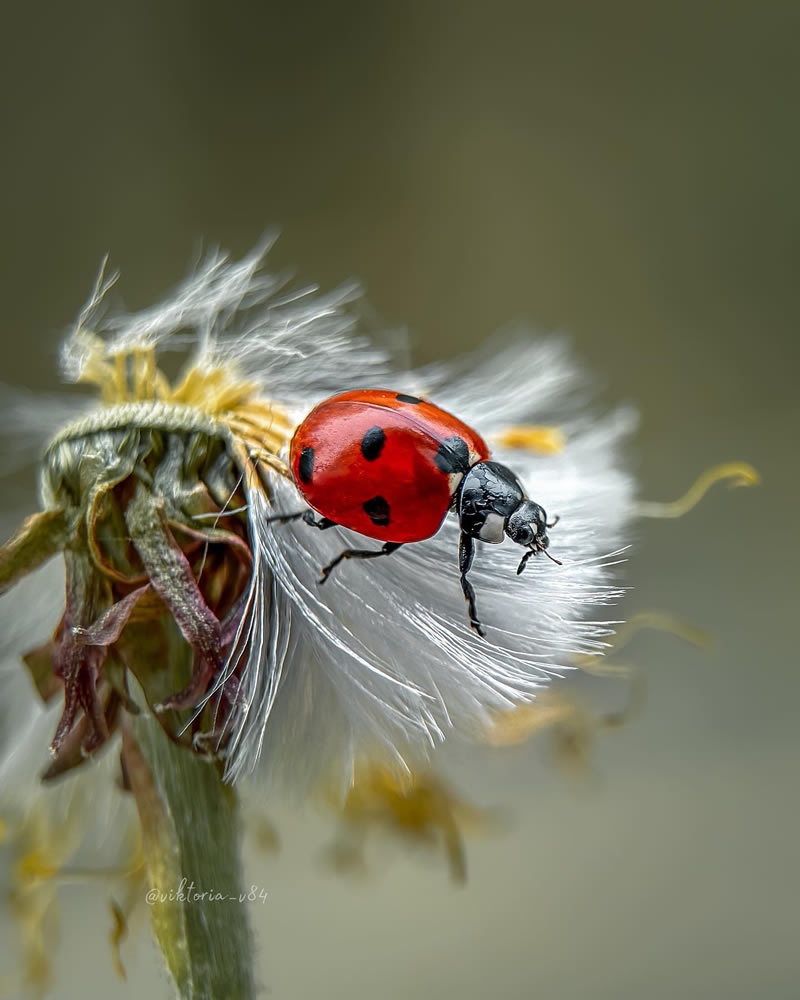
[1,3,797,998]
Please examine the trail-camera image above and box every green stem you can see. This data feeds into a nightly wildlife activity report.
[123,705,255,1000]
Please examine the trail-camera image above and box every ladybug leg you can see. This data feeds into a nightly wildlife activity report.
[264,509,337,530]
[458,533,486,638]
[319,542,403,583]
[303,512,338,530]
[264,510,305,524]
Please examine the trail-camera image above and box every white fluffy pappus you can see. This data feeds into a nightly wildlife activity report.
[1,240,637,790]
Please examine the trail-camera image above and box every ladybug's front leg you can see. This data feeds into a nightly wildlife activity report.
[319,542,403,584]
[458,533,486,639]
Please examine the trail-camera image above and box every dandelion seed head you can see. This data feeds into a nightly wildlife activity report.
[1,240,637,791]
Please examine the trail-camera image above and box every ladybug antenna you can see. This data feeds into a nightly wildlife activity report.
[516,544,562,575]
[542,547,562,566]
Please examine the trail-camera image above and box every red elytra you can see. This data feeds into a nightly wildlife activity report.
[289,389,490,543]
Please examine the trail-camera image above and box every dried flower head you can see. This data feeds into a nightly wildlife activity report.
[0,239,635,791]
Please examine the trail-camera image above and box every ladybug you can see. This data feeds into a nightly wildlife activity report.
[269,389,559,637]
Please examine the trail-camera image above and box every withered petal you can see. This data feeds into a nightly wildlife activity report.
[125,482,223,707]
[22,639,64,703]
[0,508,69,596]
[73,584,153,646]
[42,684,121,780]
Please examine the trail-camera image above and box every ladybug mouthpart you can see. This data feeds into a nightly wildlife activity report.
[517,540,562,576]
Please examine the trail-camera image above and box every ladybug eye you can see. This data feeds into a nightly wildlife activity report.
[518,527,534,546]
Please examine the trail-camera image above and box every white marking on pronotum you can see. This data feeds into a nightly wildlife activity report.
[478,512,506,543]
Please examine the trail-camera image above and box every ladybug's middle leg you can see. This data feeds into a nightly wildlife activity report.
[319,542,403,583]
[458,533,486,638]
[265,509,337,530]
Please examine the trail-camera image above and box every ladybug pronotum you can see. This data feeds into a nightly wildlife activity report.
[269,389,559,637]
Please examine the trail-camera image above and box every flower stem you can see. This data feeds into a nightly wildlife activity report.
[122,705,255,1000]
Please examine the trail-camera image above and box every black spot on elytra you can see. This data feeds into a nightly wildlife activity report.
[396,393,422,404]
[360,425,386,461]
[434,436,470,474]
[298,447,315,484]
[363,495,391,526]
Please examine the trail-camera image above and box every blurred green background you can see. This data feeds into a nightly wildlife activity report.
[0,2,797,998]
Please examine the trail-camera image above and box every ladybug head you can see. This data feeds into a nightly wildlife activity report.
[506,501,561,575]
[456,460,561,573]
